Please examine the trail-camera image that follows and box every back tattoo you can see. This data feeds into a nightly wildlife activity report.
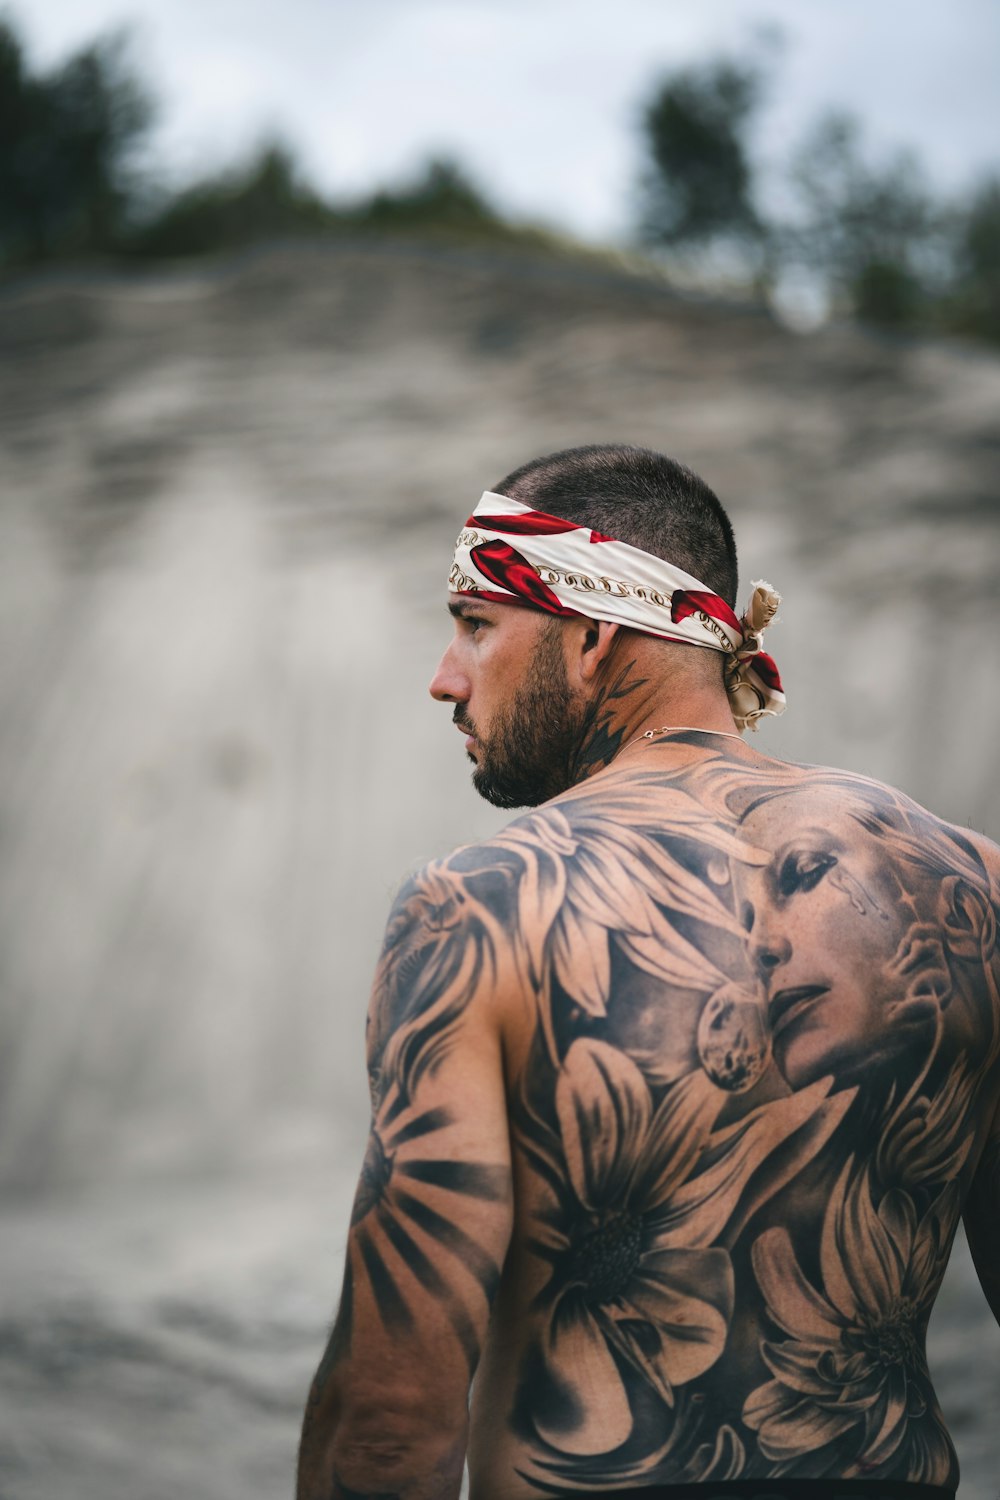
[358,738,1000,1490]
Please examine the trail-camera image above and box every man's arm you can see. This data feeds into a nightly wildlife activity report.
[963,839,1000,1324]
[297,858,515,1500]
[964,1093,1000,1324]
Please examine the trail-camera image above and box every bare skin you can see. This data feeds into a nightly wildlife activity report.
[297,600,1000,1499]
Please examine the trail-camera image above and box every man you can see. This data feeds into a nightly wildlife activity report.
[297,445,1000,1500]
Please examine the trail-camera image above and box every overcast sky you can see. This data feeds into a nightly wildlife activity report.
[15,0,1000,241]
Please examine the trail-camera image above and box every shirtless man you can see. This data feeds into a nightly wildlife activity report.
[297,445,1000,1500]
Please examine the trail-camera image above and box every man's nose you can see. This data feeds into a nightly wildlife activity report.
[428,644,470,704]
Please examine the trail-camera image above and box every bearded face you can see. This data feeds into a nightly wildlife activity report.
[455,619,588,809]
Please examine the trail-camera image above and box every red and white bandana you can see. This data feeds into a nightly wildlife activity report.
[449,492,786,731]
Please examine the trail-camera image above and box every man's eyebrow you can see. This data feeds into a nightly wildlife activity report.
[448,599,485,619]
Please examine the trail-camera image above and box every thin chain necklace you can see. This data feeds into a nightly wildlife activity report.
[624,724,745,750]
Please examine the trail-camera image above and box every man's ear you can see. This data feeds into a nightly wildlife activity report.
[570,616,622,684]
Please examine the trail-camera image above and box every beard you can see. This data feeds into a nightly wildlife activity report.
[455,620,588,809]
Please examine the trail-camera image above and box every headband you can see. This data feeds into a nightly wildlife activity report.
[449,492,785,731]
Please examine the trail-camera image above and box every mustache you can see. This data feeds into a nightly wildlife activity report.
[453,708,477,737]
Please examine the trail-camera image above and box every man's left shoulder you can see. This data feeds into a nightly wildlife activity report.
[367,836,542,1097]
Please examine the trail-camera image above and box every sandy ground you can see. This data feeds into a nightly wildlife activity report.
[0,240,998,1494]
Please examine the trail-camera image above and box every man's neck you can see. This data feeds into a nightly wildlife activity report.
[567,650,738,788]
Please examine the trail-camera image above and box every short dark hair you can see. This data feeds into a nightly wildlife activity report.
[493,444,739,606]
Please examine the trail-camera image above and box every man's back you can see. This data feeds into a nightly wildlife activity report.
[298,443,1000,1500]
[459,735,1000,1493]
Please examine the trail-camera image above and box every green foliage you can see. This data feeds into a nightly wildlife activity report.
[0,16,515,267]
[128,150,518,258]
[850,261,926,328]
[943,175,1000,341]
[3,14,1000,350]
[129,141,337,258]
[633,51,1000,345]
[638,58,764,254]
[350,156,500,233]
[0,18,151,263]
[784,112,937,328]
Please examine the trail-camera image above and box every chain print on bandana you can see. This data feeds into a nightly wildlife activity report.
[452,530,731,642]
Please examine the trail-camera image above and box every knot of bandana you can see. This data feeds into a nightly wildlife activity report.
[449,492,786,732]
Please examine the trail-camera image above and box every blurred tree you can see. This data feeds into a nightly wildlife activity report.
[783,112,936,328]
[352,156,501,233]
[129,140,336,257]
[0,18,152,263]
[637,58,765,263]
[942,175,1000,341]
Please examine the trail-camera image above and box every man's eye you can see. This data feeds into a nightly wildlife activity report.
[778,849,837,897]
[464,616,487,634]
